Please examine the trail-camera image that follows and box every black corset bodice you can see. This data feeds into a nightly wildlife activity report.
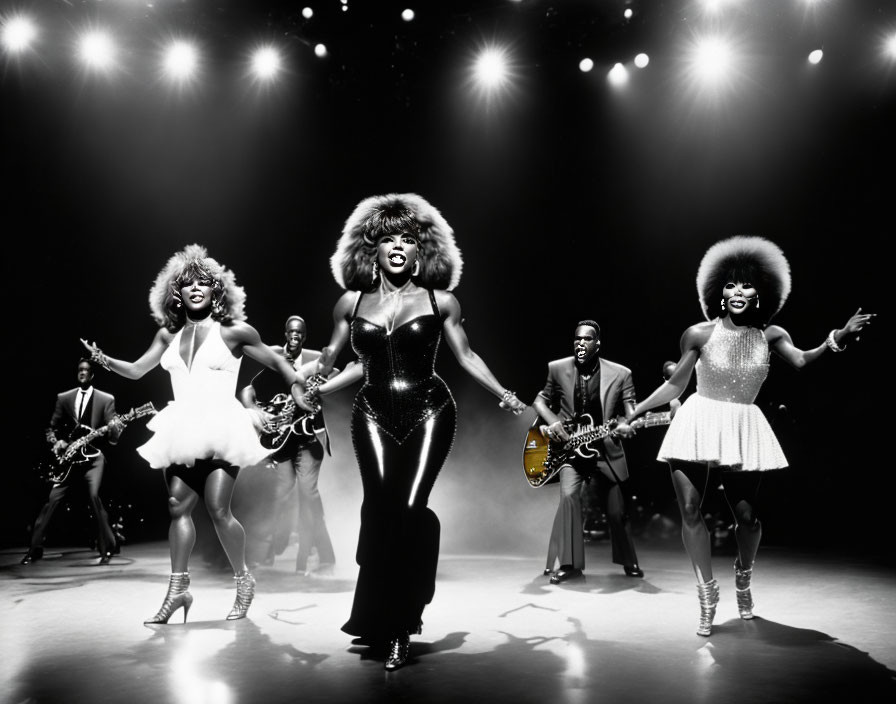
[351,313,453,443]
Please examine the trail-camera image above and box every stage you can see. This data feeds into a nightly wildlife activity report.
[2,539,894,704]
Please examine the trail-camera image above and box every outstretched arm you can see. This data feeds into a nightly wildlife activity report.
[307,291,363,400]
[767,307,875,369]
[438,290,526,415]
[81,329,170,380]
[627,324,707,421]
[225,322,303,404]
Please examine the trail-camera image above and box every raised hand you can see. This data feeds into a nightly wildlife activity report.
[841,307,875,341]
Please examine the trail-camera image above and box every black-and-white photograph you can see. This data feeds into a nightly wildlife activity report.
[1,1,891,702]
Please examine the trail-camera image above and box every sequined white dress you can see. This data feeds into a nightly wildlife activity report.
[137,321,269,469]
[658,319,787,471]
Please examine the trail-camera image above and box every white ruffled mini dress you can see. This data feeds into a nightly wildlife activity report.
[658,319,787,471]
[137,321,269,470]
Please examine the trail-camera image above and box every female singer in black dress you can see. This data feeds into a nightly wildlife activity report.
[307,193,526,670]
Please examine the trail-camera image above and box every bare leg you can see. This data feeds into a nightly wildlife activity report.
[165,470,200,573]
[204,465,248,575]
[669,461,713,582]
[721,470,763,569]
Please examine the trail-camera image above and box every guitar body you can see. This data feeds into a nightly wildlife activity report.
[258,393,318,463]
[520,411,672,489]
[37,403,157,485]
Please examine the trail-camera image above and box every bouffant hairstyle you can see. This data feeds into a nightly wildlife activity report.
[330,193,463,291]
[696,235,791,324]
[148,244,247,332]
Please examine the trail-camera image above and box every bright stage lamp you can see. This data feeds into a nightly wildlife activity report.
[163,41,198,81]
[78,31,116,70]
[474,48,508,88]
[251,47,282,80]
[2,16,37,53]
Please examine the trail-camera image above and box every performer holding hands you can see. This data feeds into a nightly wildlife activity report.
[82,244,302,624]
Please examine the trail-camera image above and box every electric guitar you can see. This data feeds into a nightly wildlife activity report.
[257,374,326,462]
[39,402,157,484]
[521,411,671,488]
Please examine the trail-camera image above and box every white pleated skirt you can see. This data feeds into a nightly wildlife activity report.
[657,394,787,471]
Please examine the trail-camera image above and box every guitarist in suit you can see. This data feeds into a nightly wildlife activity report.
[532,320,644,583]
[238,315,340,575]
[21,359,122,565]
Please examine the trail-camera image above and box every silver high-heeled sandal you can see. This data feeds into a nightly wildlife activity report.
[384,632,410,671]
[226,571,256,620]
[696,578,720,636]
[144,572,193,624]
[734,559,754,619]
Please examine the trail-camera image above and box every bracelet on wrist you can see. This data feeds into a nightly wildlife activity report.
[825,329,846,353]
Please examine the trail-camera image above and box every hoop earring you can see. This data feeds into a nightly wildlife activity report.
[720,299,726,311]
[372,261,380,281]
[755,296,759,309]
[212,295,224,316]
[412,260,421,277]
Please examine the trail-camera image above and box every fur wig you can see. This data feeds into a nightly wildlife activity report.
[148,244,247,332]
[696,235,791,323]
[330,193,463,291]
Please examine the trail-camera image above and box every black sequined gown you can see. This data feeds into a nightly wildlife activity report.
[341,290,457,640]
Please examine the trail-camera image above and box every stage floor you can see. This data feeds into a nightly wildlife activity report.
[2,539,894,704]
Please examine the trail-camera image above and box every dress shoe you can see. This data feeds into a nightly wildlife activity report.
[543,568,553,577]
[20,549,43,565]
[550,567,583,584]
[624,565,644,578]
[99,551,113,565]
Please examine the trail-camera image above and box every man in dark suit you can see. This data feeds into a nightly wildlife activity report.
[237,315,339,575]
[22,359,122,565]
[533,320,644,583]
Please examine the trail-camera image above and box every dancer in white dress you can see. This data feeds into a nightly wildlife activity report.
[82,244,303,624]
[627,236,874,636]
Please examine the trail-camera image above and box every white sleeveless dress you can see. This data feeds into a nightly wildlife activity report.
[658,319,787,471]
[137,322,269,469]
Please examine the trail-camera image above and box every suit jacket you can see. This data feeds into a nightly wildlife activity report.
[536,356,636,481]
[47,387,120,452]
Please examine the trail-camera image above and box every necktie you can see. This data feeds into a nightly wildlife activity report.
[77,391,87,421]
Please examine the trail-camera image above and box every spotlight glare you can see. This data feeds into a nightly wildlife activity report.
[888,34,896,60]
[624,9,633,20]
[691,36,734,82]
[302,7,313,19]
[314,43,328,58]
[163,41,198,80]
[78,31,116,70]
[402,9,415,22]
[2,16,37,53]
[251,46,282,80]
[808,49,823,64]
[634,53,649,69]
[579,58,594,73]
[608,62,629,86]
[474,48,508,88]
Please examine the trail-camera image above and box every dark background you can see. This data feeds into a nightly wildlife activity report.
[2,0,889,558]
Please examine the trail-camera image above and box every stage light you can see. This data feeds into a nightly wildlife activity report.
[78,31,116,71]
[808,49,823,64]
[624,9,633,20]
[885,34,896,60]
[402,9,415,22]
[634,53,649,69]
[689,37,734,83]
[302,7,313,19]
[608,62,629,86]
[474,47,509,88]
[251,46,282,80]
[314,43,328,58]
[1,15,37,53]
[579,58,594,73]
[163,41,199,81]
